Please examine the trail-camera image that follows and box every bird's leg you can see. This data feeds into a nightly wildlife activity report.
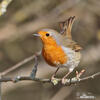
[61,70,72,84]
[51,67,60,85]
[51,67,59,80]
[76,69,85,80]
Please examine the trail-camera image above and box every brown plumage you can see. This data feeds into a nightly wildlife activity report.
[35,16,82,84]
[59,16,82,52]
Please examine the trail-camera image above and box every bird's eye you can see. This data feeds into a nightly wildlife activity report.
[46,33,50,37]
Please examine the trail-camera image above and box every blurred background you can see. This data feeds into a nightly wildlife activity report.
[0,0,100,100]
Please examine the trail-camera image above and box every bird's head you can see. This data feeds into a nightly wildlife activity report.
[34,29,61,46]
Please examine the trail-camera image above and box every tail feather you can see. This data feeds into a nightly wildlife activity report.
[59,16,75,39]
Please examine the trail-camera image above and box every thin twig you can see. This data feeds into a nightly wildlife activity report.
[30,55,38,79]
[0,51,41,76]
[0,72,99,86]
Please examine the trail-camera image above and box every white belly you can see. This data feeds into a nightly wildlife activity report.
[61,46,81,71]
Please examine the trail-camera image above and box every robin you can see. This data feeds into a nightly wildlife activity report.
[34,16,83,84]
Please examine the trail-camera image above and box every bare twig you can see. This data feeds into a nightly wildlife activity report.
[0,71,99,86]
[0,51,41,76]
[30,55,38,79]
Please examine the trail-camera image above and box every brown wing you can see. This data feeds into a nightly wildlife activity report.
[71,41,82,52]
[59,36,82,52]
[59,16,75,39]
[59,16,82,51]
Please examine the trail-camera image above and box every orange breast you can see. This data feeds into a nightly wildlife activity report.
[42,45,67,67]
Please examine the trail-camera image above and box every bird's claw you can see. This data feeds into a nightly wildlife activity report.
[76,71,80,80]
[76,69,85,80]
[51,75,56,80]
[61,78,68,85]
[51,76,58,85]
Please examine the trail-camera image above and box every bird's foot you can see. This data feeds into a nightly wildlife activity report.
[51,75,59,85]
[61,78,68,85]
[51,74,56,80]
[76,69,85,80]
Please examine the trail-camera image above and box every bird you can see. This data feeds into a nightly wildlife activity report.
[34,16,82,84]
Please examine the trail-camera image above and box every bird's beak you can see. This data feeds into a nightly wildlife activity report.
[33,33,40,37]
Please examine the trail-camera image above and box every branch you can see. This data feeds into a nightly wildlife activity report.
[0,51,41,76]
[0,72,100,86]
[0,48,99,86]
